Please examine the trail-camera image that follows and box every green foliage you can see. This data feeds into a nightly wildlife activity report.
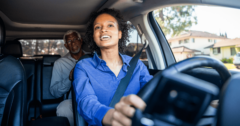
[221,58,233,63]
[154,6,198,37]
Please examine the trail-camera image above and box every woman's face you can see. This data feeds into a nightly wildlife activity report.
[93,13,122,50]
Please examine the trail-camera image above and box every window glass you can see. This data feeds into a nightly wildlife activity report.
[213,48,220,54]
[192,38,195,43]
[124,26,148,66]
[184,39,189,43]
[20,39,68,57]
[154,5,240,70]
[179,40,182,44]
[231,47,236,56]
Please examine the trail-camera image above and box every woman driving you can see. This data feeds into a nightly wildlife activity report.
[73,8,152,126]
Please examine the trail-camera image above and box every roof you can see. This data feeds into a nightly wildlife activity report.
[171,46,201,53]
[204,44,214,49]
[168,30,227,42]
[213,38,240,48]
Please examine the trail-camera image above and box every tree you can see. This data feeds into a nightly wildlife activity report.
[225,32,227,38]
[219,32,227,38]
[154,5,197,37]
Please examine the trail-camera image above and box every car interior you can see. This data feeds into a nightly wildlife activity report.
[1,0,240,126]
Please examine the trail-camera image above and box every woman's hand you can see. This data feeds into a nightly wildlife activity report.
[112,94,146,126]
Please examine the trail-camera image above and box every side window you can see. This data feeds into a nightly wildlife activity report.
[184,39,189,43]
[20,39,69,57]
[154,5,240,70]
[124,26,148,67]
[231,47,236,56]
[213,48,221,54]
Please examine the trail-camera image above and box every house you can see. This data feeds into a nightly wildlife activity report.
[171,46,201,62]
[207,38,240,60]
[168,30,227,55]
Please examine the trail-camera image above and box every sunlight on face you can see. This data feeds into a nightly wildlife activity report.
[93,13,122,50]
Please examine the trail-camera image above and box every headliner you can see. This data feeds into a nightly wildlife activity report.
[0,0,106,25]
[0,0,240,39]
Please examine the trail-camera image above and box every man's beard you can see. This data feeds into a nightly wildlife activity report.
[70,48,81,54]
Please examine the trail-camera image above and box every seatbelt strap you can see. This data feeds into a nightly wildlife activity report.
[109,43,146,107]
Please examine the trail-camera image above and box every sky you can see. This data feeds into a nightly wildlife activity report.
[129,5,240,42]
[190,6,240,39]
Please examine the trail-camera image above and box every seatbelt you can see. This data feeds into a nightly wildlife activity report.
[109,43,146,107]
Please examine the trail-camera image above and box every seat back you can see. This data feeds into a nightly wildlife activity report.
[216,74,240,126]
[21,59,37,120]
[40,55,62,116]
[2,39,38,121]
[2,40,23,58]
[71,87,87,126]
[0,55,27,126]
[0,18,27,126]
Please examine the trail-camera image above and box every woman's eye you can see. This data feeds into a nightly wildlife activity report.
[108,24,114,27]
[95,26,100,30]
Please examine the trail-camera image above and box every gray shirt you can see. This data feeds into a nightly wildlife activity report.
[50,53,77,98]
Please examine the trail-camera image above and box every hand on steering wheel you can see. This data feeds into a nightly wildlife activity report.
[112,95,146,126]
[133,56,231,126]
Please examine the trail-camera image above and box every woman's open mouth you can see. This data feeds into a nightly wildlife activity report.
[100,35,111,41]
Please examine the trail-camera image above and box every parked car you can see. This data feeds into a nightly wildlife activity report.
[233,52,240,69]
[1,0,240,126]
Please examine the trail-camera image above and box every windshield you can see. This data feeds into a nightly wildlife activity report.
[153,5,240,71]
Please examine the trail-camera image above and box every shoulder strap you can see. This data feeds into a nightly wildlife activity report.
[109,44,146,107]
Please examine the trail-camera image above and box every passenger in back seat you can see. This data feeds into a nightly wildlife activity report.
[50,30,87,126]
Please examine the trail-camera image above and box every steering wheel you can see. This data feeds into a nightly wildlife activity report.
[133,56,231,126]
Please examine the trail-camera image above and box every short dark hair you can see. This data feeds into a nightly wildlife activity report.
[84,8,131,54]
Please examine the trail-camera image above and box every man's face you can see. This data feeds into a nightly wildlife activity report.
[64,32,82,54]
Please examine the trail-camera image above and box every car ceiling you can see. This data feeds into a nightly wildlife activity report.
[0,0,240,40]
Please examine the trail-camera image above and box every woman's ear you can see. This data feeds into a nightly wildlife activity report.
[118,31,122,39]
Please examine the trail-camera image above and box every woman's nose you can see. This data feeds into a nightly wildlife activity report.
[101,26,108,32]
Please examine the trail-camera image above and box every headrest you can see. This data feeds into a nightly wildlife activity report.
[43,55,61,65]
[82,42,93,53]
[2,40,23,57]
[0,17,6,47]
